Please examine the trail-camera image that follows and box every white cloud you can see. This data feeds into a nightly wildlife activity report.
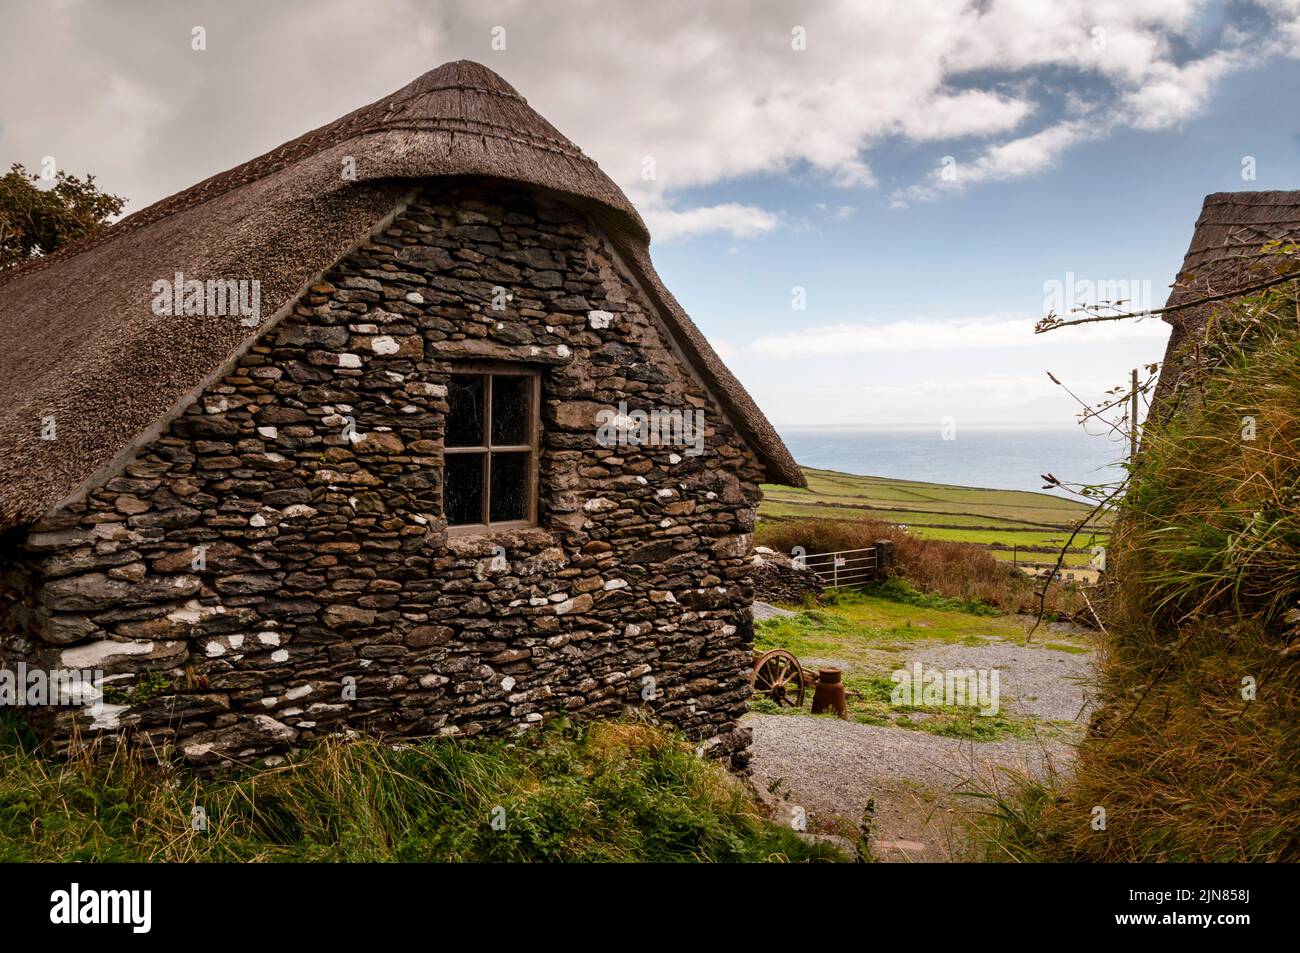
[896,88,1034,140]
[99,73,177,158]
[753,365,1157,427]
[889,1,1295,202]
[963,121,1098,183]
[1121,50,1246,129]
[792,373,1101,409]
[1,0,1297,239]
[895,120,1101,203]
[1260,0,1300,53]
[640,201,778,241]
[815,203,857,221]
[751,314,1169,357]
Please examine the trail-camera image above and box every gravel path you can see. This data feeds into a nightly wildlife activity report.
[747,713,1077,861]
[752,601,796,622]
[745,629,1099,862]
[889,640,1097,723]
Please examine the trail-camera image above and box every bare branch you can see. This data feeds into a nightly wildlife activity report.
[1035,272,1300,334]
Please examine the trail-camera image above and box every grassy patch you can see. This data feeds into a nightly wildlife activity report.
[756,589,1023,657]
[750,592,1056,742]
[852,577,1002,616]
[101,671,173,706]
[1042,641,1091,655]
[0,716,844,863]
[764,468,1098,523]
[751,668,1040,742]
[842,672,1039,740]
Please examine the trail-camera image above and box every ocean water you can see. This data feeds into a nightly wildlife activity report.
[776,426,1128,498]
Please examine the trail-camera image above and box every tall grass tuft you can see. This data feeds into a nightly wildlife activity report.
[973,282,1300,862]
[0,716,844,863]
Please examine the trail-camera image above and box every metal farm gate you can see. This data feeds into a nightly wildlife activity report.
[800,540,894,590]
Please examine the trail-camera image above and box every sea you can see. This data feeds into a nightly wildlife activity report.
[775,425,1128,499]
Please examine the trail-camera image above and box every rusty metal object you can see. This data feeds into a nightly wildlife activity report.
[752,649,806,707]
[811,667,848,719]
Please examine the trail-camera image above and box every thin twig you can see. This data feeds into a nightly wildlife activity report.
[1035,272,1300,333]
[1027,481,1124,641]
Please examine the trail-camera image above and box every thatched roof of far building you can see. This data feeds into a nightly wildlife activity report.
[0,60,804,531]
[1152,189,1300,416]
[1164,189,1300,319]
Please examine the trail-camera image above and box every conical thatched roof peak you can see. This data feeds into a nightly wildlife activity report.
[0,61,802,529]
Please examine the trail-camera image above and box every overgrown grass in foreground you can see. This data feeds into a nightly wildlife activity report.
[0,716,843,863]
[974,282,1300,863]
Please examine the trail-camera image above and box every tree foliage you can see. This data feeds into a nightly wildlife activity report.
[0,163,125,271]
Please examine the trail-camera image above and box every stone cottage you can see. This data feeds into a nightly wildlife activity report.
[0,61,804,768]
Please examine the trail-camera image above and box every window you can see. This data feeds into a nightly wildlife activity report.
[443,369,539,533]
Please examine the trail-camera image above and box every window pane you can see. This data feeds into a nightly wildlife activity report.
[446,375,485,447]
[491,375,531,445]
[445,453,485,526]
[490,452,531,523]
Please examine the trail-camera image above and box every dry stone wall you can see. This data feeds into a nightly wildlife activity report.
[0,180,763,769]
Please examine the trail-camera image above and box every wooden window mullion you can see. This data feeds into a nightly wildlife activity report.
[445,367,539,535]
[482,374,493,526]
[529,373,539,524]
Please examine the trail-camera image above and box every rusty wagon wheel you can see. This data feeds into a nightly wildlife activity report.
[752,649,806,708]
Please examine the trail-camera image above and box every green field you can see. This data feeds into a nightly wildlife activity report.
[760,467,1108,566]
[751,590,1093,740]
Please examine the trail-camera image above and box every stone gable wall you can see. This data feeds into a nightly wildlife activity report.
[0,180,762,769]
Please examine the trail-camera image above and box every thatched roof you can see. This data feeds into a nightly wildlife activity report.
[0,60,804,531]
[1163,189,1300,316]
[1152,189,1300,417]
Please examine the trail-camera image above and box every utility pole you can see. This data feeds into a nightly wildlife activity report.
[1131,367,1139,461]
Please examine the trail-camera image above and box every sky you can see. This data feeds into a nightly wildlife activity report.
[3,0,1299,428]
